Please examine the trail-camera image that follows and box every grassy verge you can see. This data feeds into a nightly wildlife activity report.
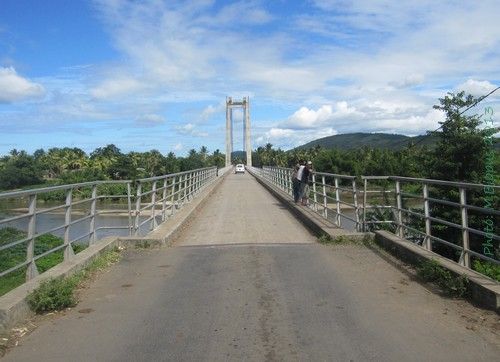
[0,227,87,297]
[317,233,373,245]
[417,259,469,297]
[472,260,500,282]
[27,247,121,313]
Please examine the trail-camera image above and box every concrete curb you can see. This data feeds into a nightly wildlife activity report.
[375,230,500,312]
[247,169,366,241]
[0,173,230,334]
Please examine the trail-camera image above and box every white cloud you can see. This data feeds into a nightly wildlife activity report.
[0,67,45,103]
[175,122,208,137]
[135,114,165,127]
[199,102,225,121]
[283,102,358,129]
[198,1,272,27]
[256,127,338,149]
[456,79,498,97]
[90,76,143,99]
[391,74,425,89]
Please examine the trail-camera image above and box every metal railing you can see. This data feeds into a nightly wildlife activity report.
[132,167,217,235]
[0,166,218,283]
[253,166,499,270]
[256,166,361,231]
[362,176,499,268]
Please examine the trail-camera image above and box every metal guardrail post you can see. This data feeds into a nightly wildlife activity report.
[182,174,187,204]
[362,178,367,232]
[334,177,341,227]
[26,194,39,280]
[459,187,470,267]
[280,168,283,190]
[352,179,360,232]
[134,181,142,235]
[312,174,318,211]
[127,182,133,236]
[395,180,403,237]
[162,177,168,222]
[151,181,157,230]
[423,183,431,250]
[64,188,75,261]
[89,184,97,244]
[322,175,327,219]
[170,176,177,216]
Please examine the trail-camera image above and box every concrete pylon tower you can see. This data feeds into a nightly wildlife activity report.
[225,96,252,167]
[244,97,252,166]
[225,97,232,167]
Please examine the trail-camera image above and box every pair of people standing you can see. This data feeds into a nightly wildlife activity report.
[292,160,312,205]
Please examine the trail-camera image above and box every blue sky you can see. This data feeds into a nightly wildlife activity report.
[1,0,499,156]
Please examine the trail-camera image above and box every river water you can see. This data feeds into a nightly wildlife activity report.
[0,200,151,242]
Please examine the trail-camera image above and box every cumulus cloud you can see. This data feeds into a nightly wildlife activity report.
[255,127,338,149]
[282,102,358,129]
[199,102,226,121]
[0,67,45,103]
[456,79,498,97]
[135,114,165,127]
[175,122,208,137]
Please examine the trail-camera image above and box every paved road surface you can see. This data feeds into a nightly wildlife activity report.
[3,173,499,361]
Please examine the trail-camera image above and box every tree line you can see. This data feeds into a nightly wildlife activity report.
[0,145,225,190]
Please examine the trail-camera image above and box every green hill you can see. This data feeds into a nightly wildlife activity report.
[296,132,439,150]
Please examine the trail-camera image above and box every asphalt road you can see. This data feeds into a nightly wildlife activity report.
[3,172,499,361]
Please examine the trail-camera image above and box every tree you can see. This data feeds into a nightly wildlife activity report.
[429,91,490,183]
[426,91,499,262]
[0,152,42,189]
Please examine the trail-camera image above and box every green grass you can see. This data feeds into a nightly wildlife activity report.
[417,259,469,297]
[27,247,121,313]
[0,227,87,296]
[318,233,373,245]
[472,260,500,282]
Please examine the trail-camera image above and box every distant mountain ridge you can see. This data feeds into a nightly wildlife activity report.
[295,132,439,150]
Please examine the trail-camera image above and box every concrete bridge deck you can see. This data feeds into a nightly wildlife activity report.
[2,172,499,361]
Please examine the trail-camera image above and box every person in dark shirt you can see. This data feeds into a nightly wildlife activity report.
[300,161,312,206]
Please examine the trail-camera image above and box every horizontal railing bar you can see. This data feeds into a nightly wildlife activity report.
[0,180,131,198]
[390,176,500,190]
[96,195,129,200]
[0,213,31,225]
[424,196,460,208]
[33,243,66,260]
[0,236,29,251]
[34,204,67,214]
[68,215,93,226]
[136,167,215,183]
[138,218,153,228]
[0,260,29,278]
[363,205,393,209]
[95,226,130,231]
[70,231,92,243]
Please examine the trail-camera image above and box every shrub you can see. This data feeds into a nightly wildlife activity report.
[472,260,500,282]
[27,277,78,313]
[26,248,121,313]
[417,259,469,297]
